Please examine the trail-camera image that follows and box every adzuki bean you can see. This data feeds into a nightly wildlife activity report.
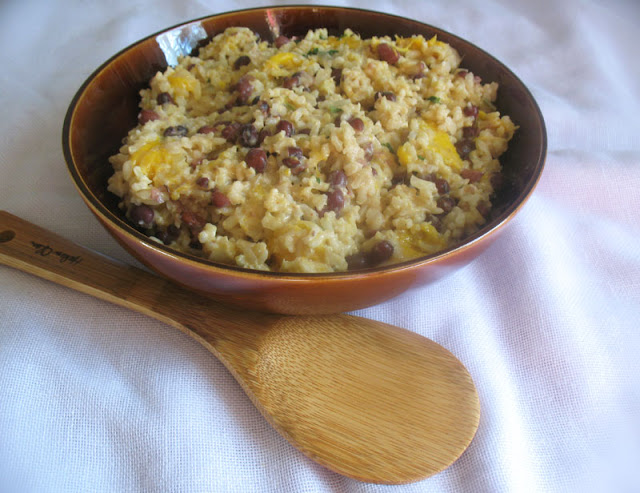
[138,109,159,125]
[377,43,399,65]
[245,148,267,173]
[276,119,294,137]
[130,204,154,227]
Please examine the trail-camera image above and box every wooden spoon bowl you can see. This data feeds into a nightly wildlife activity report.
[0,210,480,484]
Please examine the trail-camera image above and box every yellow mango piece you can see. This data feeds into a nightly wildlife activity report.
[428,130,463,172]
[416,121,463,172]
[131,140,166,177]
[167,70,199,98]
[397,142,415,167]
[427,35,447,49]
[265,52,303,75]
[397,223,447,259]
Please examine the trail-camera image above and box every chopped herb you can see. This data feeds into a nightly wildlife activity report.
[382,143,394,153]
[316,176,321,183]
[427,96,441,103]
[305,47,339,57]
[329,106,343,114]
[418,155,425,160]
[319,34,327,40]
[481,97,496,111]
[285,102,296,111]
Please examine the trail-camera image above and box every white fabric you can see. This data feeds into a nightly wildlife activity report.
[1,1,639,491]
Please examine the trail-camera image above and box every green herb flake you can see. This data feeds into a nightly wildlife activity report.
[427,96,441,104]
[382,143,395,153]
[316,176,321,183]
[482,97,497,111]
[418,155,425,160]
[329,106,343,114]
[327,49,339,56]
[285,102,296,111]
[306,47,320,56]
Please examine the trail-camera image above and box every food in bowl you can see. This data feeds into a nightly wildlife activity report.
[108,26,516,273]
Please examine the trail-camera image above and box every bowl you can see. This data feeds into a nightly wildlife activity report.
[62,6,546,315]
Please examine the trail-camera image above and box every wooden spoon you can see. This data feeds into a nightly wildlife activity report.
[0,210,480,484]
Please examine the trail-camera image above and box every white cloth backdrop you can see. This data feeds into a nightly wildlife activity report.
[1,1,639,491]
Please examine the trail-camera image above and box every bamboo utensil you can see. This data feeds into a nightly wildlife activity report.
[0,210,480,484]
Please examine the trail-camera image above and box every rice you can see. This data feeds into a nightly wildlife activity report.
[108,27,516,273]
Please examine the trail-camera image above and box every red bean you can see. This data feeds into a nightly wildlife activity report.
[282,157,300,168]
[240,124,259,147]
[157,92,175,105]
[196,177,209,188]
[163,125,188,137]
[328,170,347,188]
[461,168,484,183]
[234,55,251,70]
[331,68,342,85]
[197,125,216,134]
[368,240,394,265]
[236,75,254,104]
[437,196,456,213]
[464,105,479,117]
[245,148,267,173]
[288,146,303,159]
[348,117,364,132]
[257,128,272,144]
[211,190,232,208]
[181,211,206,233]
[346,252,369,270]
[326,188,344,213]
[455,139,476,160]
[138,109,159,125]
[377,43,399,65]
[281,157,306,175]
[221,122,241,142]
[156,224,180,245]
[291,164,306,175]
[275,35,290,48]
[130,204,154,227]
[433,178,450,195]
[392,172,409,187]
[276,119,294,137]
[283,74,300,89]
[462,125,479,138]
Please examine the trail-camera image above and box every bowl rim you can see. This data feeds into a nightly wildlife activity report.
[62,5,547,281]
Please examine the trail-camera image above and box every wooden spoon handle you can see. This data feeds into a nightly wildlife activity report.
[0,211,263,338]
[0,210,183,320]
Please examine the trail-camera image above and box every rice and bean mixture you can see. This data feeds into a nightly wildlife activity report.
[108,27,516,273]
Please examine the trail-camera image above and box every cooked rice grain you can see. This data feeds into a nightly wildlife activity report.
[108,27,516,273]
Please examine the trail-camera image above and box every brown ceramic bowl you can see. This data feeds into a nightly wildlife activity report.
[62,6,546,315]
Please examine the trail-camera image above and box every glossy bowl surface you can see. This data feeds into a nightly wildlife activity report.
[63,6,546,314]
